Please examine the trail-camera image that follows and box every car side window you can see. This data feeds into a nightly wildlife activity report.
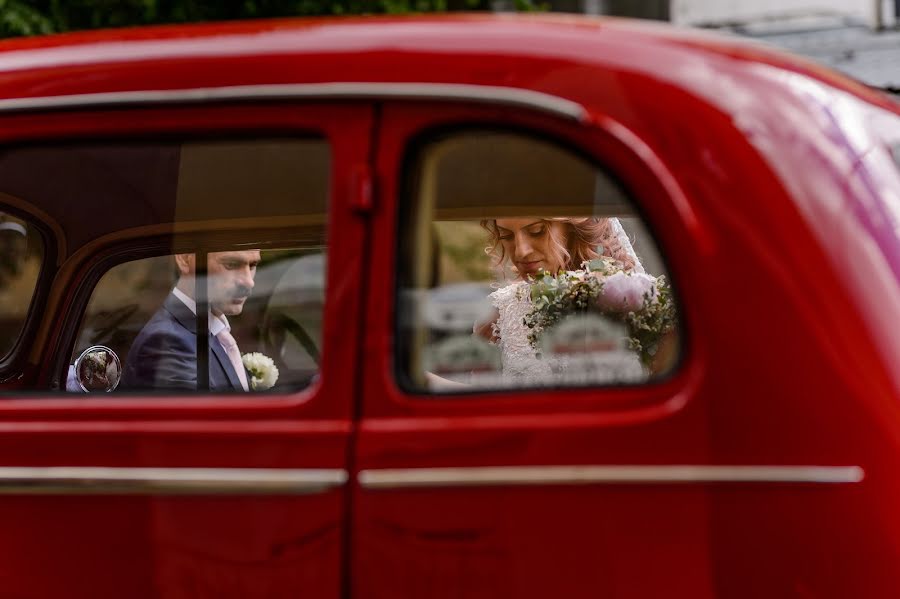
[396,130,680,393]
[0,213,44,361]
[0,137,329,395]
[70,246,324,393]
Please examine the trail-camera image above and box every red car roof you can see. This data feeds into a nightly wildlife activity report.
[0,14,890,112]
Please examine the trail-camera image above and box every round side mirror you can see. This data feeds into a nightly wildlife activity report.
[74,345,121,393]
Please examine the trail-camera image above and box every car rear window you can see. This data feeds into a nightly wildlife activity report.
[0,214,44,361]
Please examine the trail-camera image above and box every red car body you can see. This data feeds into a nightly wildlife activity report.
[0,14,898,598]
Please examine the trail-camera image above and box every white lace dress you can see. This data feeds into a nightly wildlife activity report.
[488,281,646,386]
[489,282,556,384]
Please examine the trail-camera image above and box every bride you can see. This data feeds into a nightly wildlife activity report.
[474,216,654,386]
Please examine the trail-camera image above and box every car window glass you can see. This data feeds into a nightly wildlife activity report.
[0,139,327,253]
[0,214,43,360]
[70,246,325,394]
[0,137,329,394]
[397,130,680,394]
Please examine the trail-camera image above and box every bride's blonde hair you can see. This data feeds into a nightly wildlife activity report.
[480,217,636,273]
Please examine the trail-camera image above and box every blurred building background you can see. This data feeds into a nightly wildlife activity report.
[532,0,900,89]
[540,0,895,28]
[4,1,898,90]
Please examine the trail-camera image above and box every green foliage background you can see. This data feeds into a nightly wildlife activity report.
[0,0,539,38]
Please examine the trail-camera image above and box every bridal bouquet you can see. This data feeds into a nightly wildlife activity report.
[523,257,676,366]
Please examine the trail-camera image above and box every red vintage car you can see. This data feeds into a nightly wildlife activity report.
[0,13,898,598]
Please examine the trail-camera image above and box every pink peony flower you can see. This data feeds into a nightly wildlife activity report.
[596,271,658,312]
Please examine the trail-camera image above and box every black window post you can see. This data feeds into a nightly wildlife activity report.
[196,250,209,391]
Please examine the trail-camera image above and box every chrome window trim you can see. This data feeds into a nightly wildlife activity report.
[0,464,862,493]
[0,83,588,122]
[0,466,348,495]
[357,465,864,489]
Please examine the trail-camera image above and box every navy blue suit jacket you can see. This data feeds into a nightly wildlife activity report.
[121,293,245,392]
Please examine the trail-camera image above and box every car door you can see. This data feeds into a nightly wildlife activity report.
[0,101,373,598]
[350,100,715,598]
[352,91,882,597]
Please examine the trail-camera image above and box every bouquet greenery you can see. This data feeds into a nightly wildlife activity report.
[523,257,676,366]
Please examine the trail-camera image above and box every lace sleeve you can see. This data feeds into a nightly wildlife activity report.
[489,282,554,380]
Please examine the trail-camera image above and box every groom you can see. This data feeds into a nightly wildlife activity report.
[122,250,261,392]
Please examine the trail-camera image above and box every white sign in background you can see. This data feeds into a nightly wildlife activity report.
[670,0,892,28]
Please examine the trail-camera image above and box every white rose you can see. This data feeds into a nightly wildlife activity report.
[241,352,279,390]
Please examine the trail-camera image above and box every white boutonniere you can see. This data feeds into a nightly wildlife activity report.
[241,352,279,390]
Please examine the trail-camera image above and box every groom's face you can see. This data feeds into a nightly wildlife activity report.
[207,250,261,316]
[176,250,261,317]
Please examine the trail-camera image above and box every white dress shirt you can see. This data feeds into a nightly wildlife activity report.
[172,287,230,337]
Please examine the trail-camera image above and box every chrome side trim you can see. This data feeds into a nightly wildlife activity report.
[358,465,864,489]
[0,467,348,495]
[0,83,588,122]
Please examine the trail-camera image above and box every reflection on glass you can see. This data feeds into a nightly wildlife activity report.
[399,131,680,394]
[421,217,677,391]
[0,214,43,359]
[72,247,325,394]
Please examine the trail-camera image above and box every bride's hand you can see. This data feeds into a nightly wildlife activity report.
[473,308,500,343]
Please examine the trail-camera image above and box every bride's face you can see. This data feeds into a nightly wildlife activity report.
[495,218,566,278]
